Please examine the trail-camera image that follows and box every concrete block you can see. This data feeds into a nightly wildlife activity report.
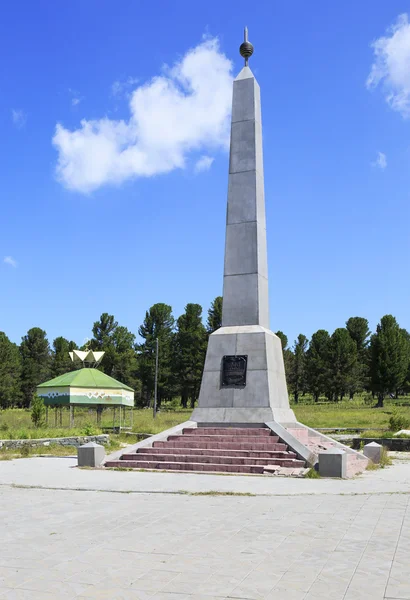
[229,121,256,174]
[232,76,256,123]
[227,171,257,224]
[77,442,105,467]
[224,222,258,276]
[222,273,259,326]
[363,442,382,464]
[318,448,346,478]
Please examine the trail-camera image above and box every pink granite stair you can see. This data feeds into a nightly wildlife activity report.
[105,426,306,475]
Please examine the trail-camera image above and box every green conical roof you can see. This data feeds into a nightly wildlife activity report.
[37,368,133,391]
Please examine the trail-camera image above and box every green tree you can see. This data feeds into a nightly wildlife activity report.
[51,337,78,377]
[19,328,51,408]
[370,315,409,407]
[0,332,21,408]
[275,331,288,350]
[90,315,137,387]
[207,296,222,333]
[288,334,308,403]
[137,303,175,407]
[305,330,330,402]
[399,328,410,397]
[31,394,45,427]
[327,328,358,401]
[275,331,293,385]
[111,326,138,389]
[346,317,370,397]
[174,304,207,409]
[91,313,118,376]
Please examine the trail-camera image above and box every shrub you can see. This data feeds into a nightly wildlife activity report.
[389,411,410,433]
[31,395,46,428]
[82,423,99,436]
[380,446,392,468]
[305,467,320,478]
[20,445,30,457]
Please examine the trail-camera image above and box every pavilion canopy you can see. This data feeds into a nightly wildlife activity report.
[37,368,134,407]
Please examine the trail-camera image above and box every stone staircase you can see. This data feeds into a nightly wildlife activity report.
[105,426,307,475]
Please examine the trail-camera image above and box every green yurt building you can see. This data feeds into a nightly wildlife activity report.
[36,349,134,428]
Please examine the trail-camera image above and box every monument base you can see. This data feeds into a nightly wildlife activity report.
[191,325,296,425]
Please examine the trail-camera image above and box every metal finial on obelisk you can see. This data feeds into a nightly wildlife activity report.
[239,26,254,66]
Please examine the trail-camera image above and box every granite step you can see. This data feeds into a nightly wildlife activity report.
[182,427,272,437]
[120,453,305,467]
[105,460,266,474]
[137,447,296,459]
[153,440,287,451]
[167,434,280,444]
[105,425,307,476]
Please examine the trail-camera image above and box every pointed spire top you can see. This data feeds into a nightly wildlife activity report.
[239,26,254,66]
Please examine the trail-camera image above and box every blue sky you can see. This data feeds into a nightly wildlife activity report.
[1,1,410,349]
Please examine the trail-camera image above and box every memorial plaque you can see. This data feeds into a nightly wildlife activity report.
[221,355,247,387]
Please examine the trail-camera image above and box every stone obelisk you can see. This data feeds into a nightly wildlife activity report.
[192,29,296,425]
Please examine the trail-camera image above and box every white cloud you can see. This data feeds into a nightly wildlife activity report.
[4,256,17,268]
[111,76,139,97]
[68,89,83,107]
[194,155,214,173]
[367,14,410,117]
[53,38,233,193]
[11,109,27,129]
[371,151,387,170]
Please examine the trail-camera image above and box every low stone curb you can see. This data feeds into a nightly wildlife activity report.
[0,435,109,450]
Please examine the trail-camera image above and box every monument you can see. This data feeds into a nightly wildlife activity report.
[192,29,296,425]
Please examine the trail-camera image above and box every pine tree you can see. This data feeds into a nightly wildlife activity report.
[288,334,308,403]
[327,328,358,401]
[31,394,45,427]
[137,303,175,407]
[51,337,78,377]
[275,331,292,385]
[111,326,137,389]
[91,313,119,376]
[19,328,51,407]
[0,332,22,408]
[207,296,222,333]
[370,315,409,407]
[174,304,207,408]
[275,331,288,350]
[346,317,370,397]
[305,330,330,402]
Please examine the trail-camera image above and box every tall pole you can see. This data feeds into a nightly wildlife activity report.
[153,337,159,419]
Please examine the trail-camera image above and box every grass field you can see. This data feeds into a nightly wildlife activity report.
[294,404,410,429]
[1,398,410,441]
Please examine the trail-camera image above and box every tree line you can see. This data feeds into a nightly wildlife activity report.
[0,300,409,410]
[0,298,222,410]
[278,315,410,407]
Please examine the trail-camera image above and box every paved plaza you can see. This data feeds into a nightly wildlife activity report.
[0,455,409,600]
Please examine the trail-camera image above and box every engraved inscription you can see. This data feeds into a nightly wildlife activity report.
[221,355,248,387]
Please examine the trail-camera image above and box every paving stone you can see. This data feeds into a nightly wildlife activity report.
[0,456,410,600]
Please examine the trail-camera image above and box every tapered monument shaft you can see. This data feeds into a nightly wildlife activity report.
[192,30,295,425]
[222,66,269,329]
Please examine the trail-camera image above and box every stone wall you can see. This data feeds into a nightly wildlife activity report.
[352,437,410,451]
[0,434,109,450]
